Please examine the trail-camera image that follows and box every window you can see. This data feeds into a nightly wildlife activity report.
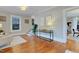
[11,16,21,32]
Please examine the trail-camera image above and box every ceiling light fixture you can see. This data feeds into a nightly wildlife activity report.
[20,6,27,11]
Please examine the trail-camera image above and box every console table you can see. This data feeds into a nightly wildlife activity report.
[37,29,54,41]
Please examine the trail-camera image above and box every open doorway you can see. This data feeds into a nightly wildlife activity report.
[65,7,79,52]
[67,21,72,35]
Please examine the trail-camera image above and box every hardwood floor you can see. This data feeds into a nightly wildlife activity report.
[66,34,79,52]
[67,39,79,52]
[1,35,66,53]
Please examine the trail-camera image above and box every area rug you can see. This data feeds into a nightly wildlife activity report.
[0,36,26,49]
[10,36,26,47]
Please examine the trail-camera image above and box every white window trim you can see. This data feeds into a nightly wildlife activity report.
[11,15,21,32]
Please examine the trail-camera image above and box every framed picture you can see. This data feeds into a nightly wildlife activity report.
[25,18,29,24]
[0,16,6,21]
[11,15,21,32]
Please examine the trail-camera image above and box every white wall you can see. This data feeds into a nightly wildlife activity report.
[34,7,69,43]
[0,12,32,35]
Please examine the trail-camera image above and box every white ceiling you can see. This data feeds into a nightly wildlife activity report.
[0,6,56,16]
[67,8,79,14]
[67,8,79,17]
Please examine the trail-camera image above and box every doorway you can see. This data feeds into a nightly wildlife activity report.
[65,7,79,52]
